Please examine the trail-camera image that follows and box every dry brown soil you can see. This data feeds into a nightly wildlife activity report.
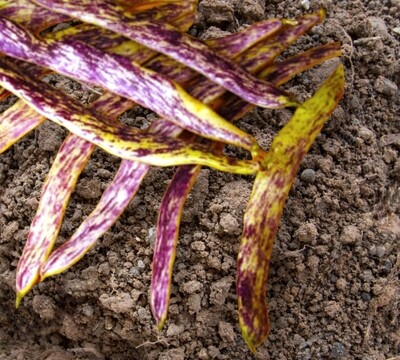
[0,0,399,359]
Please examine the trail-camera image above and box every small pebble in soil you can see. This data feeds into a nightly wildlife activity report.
[236,0,265,22]
[331,342,346,359]
[129,267,140,276]
[104,316,114,330]
[372,283,384,296]
[381,259,393,273]
[374,76,398,97]
[193,231,203,240]
[361,292,372,302]
[300,169,316,183]
[147,227,156,245]
[375,245,386,258]
[300,0,310,10]
[82,304,94,317]
[137,259,146,272]
[75,178,102,199]
[198,348,209,360]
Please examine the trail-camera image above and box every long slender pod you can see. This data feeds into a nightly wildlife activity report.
[237,65,345,351]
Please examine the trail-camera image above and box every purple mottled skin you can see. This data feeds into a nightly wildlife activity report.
[220,43,341,120]
[237,66,345,351]
[1,8,319,159]
[32,0,295,109]
[1,3,344,350]
[16,54,156,296]
[0,1,186,152]
[0,101,45,153]
[15,85,140,299]
[16,135,94,300]
[208,20,282,55]
[0,17,256,151]
[40,159,150,278]
[188,12,327,112]
[124,2,196,31]
[239,11,325,71]
[0,1,70,33]
[151,164,200,325]
[260,43,342,82]
[0,58,258,173]
[148,19,283,84]
[236,170,288,351]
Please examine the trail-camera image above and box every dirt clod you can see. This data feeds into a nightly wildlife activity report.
[295,222,318,244]
[209,277,233,306]
[99,292,134,314]
[218,321,236,342]
[340,224,362,245]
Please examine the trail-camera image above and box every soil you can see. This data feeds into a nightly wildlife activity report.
[1,0,399,359]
